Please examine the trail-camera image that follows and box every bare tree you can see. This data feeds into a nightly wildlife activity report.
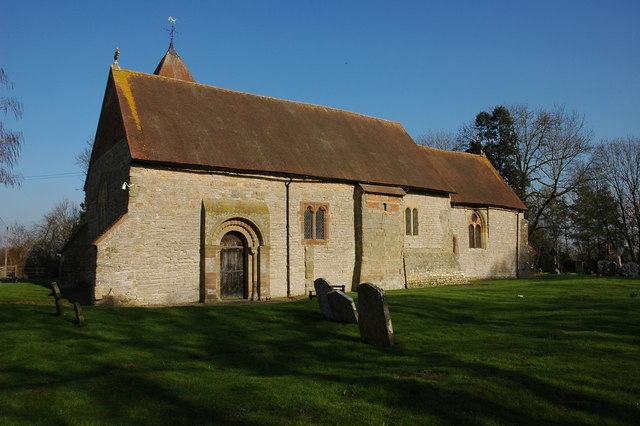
[3,200,82,277]
[75,135,93,177]
[509,104,592,235]
[415,129,464,151]
[0,69,23,186]
[7,223,36,278]
[34,199,81,264]
[594,137,640,262]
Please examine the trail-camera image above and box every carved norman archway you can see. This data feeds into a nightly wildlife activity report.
[201,218,269,302]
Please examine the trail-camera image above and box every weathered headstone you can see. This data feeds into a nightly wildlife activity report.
[598,260,618,276]
[51,282,64,316]
[357,283,394,347]
[326,290,358,324]
[550,248,560,274]
[314,278,334,320]
[621,262,639,278]
[51,282,61,298]
[73,302,84,325]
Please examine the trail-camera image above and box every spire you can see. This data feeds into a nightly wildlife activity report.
[153,17,195,82]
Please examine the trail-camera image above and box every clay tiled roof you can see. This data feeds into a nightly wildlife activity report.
[153,43,195,82]
[420,146,527,211]
[102,67,455,193]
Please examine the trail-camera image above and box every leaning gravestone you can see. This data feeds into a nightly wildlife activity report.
[357,283,394,347]
[73,302,85,325]
[621,262,639,278]
[314,278,334,320]
[326,290,358,324]
[51,282,64,317]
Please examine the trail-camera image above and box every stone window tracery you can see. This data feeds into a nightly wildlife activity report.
[469,212,483,249]
[302,203,328,243]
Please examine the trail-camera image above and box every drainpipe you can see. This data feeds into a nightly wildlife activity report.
[516,212,520,278]
[285,178,292,297]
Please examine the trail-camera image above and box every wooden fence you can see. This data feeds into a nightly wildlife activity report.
[0,265,17,279]
[23,266,49,278]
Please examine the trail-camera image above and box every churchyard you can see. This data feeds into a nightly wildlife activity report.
[1,275,638,425]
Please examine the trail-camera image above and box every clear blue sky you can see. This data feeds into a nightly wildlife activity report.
[1,0,639,232]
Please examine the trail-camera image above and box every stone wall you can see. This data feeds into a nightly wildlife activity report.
[451,206,523,279]
[92,166,358,305]
[73,145,530,305]
[518,217,536,278]
[59,224,95,290]
[85,139,131,242]
[61,139,131,292]
[288,182,356,296]
[354,188,405,290]
[402,193,466,287]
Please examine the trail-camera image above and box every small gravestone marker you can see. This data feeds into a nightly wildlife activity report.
[621,262,639,278]
[357,283,394,347]
[51,282,64,316]
[314,278,334,320]
[73,302,84,325]
[327,290,358,324]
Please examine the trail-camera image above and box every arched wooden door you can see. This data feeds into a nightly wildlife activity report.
[220,232,247,299]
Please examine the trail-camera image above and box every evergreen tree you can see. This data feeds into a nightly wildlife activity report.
[568,180,622,269]
[465,106,525,196]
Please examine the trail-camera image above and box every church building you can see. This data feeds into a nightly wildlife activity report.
[61,43,533,305]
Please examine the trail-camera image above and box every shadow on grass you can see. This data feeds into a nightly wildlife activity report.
[2,277,639,424]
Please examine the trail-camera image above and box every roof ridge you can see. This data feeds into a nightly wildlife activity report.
[419,145,482,157]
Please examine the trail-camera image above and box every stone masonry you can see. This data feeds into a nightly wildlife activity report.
[355,187,405,290]
[63,144,531,305]
[86,165,358,305]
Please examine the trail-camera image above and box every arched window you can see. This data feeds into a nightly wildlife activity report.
[405,208,412,236]
[315,207,325,239]
[302,203,329,242]
[405,207,419,236]
[469,212,483,248]
[304,207,314,239]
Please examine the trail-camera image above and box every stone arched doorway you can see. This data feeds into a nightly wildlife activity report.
[220,232,247,299]
[201,216,270,302]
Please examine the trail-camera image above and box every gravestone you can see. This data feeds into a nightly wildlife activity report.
[73,302,85,325]
[575,261,584,275]
[326,290,358,324]
[51,282,61,298]
[621,262,639,278]
[51,282,64,316]
[314,278,334,320]
[597,260,617,276]
[357,283,394,347]
[550,248,560,274]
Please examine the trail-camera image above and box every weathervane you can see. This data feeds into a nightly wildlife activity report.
[166,16,181,44]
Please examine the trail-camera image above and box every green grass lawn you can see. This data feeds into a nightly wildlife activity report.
[1,276,639,425]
